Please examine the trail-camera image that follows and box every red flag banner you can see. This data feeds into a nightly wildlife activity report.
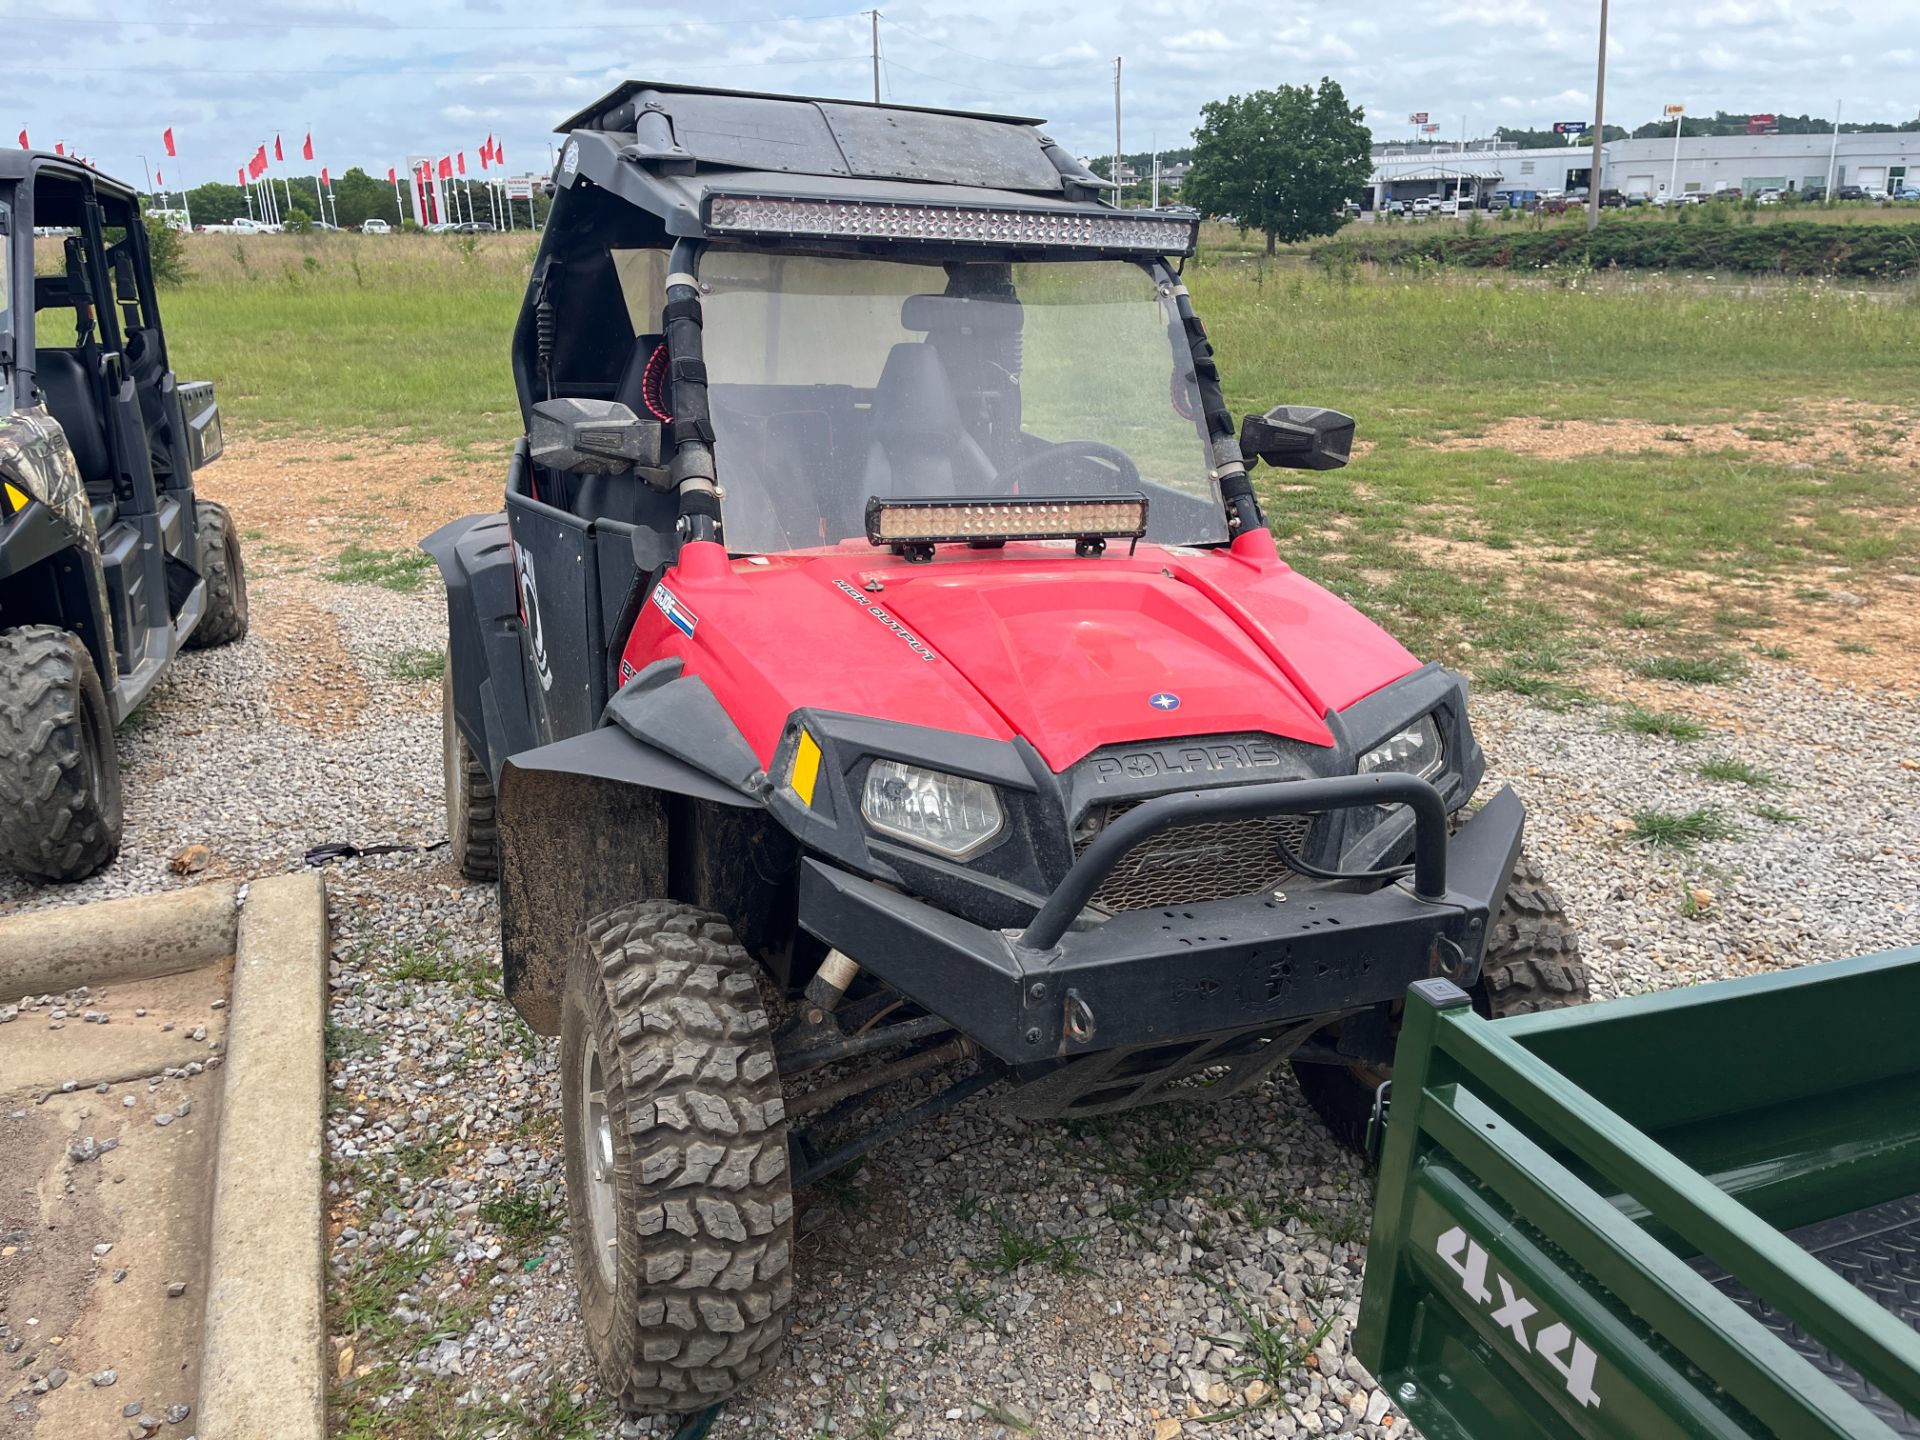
[321,165,330,187]
[249,144,268,179]
[15,129,26,150]
[156,170,163,187]
[456,151,466,176]
[387,166,397,184]
[478,147,489,171]
[437,155,452,179]
[54,141,64,156]
[495,142,504,167]
[273,133,284,162]
[303,131,314,161]
[238,165,247,186]
[163,126,177,157]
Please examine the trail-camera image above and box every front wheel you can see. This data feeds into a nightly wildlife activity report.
[1291,849,1589,1153]
[0,625,124,881]
[185,500,248,648]
[442,655,498,880]
[560,900,794,1413]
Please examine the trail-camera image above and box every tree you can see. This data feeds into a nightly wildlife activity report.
[182,181,248,225]
[1186,79,1372,254]
[332,166,401,229]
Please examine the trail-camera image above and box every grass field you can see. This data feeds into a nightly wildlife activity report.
[158,230,1918,680]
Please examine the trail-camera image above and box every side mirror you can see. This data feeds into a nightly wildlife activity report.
[528,398,662,475]
[1239,406,1355,471]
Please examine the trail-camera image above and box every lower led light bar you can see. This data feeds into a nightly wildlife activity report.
[865,494,1149,552]
[704,193,1197,255]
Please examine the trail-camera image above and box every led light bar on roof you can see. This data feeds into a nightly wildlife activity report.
[704,193,1197,254]
[866,494,1149,549]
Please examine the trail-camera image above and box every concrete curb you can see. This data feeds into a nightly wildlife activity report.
[197,872,330,1440]
[0,881,239,1001]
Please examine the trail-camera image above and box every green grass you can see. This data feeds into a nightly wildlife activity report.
[1202,1290,1337,1422]
[986,1215,1089,1277]
[163,232,531,447]
[480,1190,561,1252]
[326,544,437,592]
[1626,807,1738,851]
[1613,706,1710,742]
[380,646,446,682]
[1475,664,1593,710]
[1837,639,1877,654]
[1627,653,1748,685]
[1698,757,1778,788]
[1618,608,1676,630]
[1753,803,1804,825]
[1753,643,1793,660]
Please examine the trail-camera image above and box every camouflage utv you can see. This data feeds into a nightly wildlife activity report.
[0,151,243,881]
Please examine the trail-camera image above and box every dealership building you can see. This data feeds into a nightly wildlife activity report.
[1369,131,1919,205]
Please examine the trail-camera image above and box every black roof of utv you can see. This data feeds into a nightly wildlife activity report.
[543,80,1197,249]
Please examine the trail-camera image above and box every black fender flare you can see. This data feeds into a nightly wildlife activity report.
[497,724,759,1034]
[420,511,530,783]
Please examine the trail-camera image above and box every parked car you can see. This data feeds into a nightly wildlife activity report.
[1411,197,1433,216]
[1836,185,1869,201]
[361,218,391,234]
[1893,186,1920,202]
[1622,192,1651,207]
[1755,188,1785,204]
[1800,185,1827,202]
[201,215,280,234]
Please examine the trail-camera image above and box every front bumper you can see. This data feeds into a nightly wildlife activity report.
[799,775,1525,1065]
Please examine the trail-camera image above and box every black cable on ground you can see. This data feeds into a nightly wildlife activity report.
[670,1402,725,1440]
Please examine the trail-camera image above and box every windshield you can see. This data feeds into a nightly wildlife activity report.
[697,254,1225,554]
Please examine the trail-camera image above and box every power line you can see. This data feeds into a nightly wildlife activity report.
[20,53,873,79]
[878,15,1095,74]
[0,7,868,33]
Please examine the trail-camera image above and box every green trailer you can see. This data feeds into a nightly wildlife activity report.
[1355,950,1920,1439]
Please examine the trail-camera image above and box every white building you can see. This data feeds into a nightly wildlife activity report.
[1368,131,1918,205]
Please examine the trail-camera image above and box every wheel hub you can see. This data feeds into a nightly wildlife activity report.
[579,1044,619,1288]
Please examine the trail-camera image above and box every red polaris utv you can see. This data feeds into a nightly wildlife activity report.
[424,81,1587,1413]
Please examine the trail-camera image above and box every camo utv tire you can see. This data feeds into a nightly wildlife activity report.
[0,625,124,882]
[184,500,248,648]
[1291,848,1590,1154]
[560,900,794,1413]
[442,655,498,880]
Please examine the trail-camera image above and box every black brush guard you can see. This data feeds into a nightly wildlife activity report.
[799,775,1525,1065]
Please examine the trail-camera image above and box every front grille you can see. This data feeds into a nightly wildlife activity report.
[1075,801,1315,913]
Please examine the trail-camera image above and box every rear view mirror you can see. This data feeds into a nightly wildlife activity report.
[528,398,662,475]
[1240,406,1356,471]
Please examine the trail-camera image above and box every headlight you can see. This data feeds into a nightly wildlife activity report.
[861,761,1005,859]
[1359,716,1444,781]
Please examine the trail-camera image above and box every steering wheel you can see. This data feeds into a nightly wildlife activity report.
[993,439,1141,496]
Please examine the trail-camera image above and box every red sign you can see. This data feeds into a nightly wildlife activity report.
[1409,111,1429,125]
[1746,113,1777,134]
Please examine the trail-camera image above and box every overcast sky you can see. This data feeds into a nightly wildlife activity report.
[12,1,1918,187]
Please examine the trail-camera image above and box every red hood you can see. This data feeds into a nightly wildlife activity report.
[624,540,1420,773]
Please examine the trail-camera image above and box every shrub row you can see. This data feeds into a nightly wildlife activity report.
[1312,219,1920,278]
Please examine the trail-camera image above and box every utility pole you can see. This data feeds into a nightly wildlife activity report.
[1150,135,1159,209]
[1587,0,1608,232]
[1112,56,1123,207]
[1824,99,1842,198]
[870,11,881,103]
[1667,107,1684,203]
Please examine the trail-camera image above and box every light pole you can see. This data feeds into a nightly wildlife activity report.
[1586,0,1608,233]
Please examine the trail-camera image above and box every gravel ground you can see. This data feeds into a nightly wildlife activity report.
[4,565,1915,1440]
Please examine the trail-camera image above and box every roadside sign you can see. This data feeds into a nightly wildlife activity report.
[1553,121,1590,135]
[1409,111,1429,125]
[1422,123,1440,134]
[505,177,534,200]
[1747,113,1777,134]
[1664,104,1685,117]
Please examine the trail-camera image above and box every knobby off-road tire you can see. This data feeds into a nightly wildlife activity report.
[441,656,498,880]
[561,901,794,1412]
[0,625,124,882]
[1291,849,1591,1154]
[184,500,249,648]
